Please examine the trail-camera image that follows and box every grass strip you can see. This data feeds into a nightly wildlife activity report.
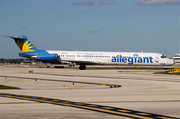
[154,71,180,75]
[0,85,20,89]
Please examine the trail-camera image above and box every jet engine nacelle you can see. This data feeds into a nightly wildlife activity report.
[32,54,59,61]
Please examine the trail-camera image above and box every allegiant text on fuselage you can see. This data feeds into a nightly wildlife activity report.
[111,55,153,64]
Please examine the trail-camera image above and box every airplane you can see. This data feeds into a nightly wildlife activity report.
[4,35,174,70]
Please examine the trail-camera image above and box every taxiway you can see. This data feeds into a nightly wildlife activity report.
[0,66,180,119]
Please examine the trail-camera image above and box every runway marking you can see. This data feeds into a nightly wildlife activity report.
[102,107,115,109]
[137,113,151,115]
[0,93,178,119]
[75,102,85,105]
[52,100,60,101]
[31,97,39,98]
[0,102,39,104]
[88,104,99,107]
[118,110,131,112]
[0,75,121,88]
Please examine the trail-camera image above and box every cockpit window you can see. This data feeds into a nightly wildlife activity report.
[161,55,167,58]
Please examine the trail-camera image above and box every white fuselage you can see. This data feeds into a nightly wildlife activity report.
[46,50,174,66]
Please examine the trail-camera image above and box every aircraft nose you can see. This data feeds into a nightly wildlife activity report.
[168,59,175,65]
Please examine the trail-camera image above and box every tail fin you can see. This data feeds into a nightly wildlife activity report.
[3,35,61,64]
[3,35,38,52]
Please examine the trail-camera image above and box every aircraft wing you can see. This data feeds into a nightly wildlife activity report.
[63,60,100,65]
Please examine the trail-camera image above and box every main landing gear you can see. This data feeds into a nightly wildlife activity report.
[79,64,86,70]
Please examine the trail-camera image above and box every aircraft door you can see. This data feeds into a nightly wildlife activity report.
[155,56,159,62]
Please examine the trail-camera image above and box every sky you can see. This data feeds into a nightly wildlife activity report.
[0,0,180,58]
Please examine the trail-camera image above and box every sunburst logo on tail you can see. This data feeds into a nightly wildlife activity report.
[14,39,35,52]
[22,40,35,52]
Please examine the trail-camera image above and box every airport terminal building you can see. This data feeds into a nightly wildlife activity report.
[173,54,180,63]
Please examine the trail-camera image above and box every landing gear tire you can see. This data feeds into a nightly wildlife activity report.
[79,64,86,70]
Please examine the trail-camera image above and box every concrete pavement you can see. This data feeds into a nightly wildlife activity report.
[0,66,180,119]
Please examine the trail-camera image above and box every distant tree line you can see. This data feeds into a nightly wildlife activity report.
[0,58,37,64]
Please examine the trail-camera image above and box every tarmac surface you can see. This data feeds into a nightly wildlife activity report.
[0,66,180,119]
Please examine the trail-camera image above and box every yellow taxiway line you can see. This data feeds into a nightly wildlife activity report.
[35,84,100,88]
[0,75,121,88]
[0,93,178,119]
